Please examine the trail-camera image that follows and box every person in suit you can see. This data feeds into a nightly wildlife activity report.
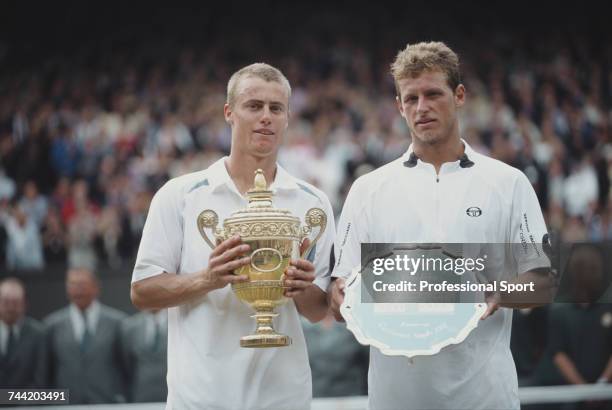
[0,277,45,387]
[44,267,127,404]
[120,308,167,403]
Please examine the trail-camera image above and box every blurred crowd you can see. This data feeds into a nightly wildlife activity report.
[0,31,610,271]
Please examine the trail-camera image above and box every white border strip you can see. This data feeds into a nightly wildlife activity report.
[7,386,612,410]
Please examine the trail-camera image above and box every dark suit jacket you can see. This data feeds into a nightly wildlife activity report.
[120,312,167,403]
[0,317,46,388]
[44,303,127,404]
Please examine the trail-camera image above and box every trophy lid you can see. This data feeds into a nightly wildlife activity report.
[221,169,301,240]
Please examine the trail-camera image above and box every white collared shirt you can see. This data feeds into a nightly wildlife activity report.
[132,157,335,410]
[69,300,100,343]
[333,140,550,410]
[0,320,21,355]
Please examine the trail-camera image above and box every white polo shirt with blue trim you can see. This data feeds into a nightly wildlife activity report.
[133,157,335,410]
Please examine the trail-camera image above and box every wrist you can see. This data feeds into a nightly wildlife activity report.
[485,290,502,304]
[191,271,217,294]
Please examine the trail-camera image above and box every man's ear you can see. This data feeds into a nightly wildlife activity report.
[223,103,233,125]
[454,84,466,107]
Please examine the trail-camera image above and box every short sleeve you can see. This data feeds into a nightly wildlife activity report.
[509,172,551,275]
[332,179,369,279]
[132,180,184,283]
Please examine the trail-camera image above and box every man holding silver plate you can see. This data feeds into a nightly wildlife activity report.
[130,63,335,410]
[329,42,556,410]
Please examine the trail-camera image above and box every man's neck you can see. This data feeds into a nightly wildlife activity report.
[226,153,277,195]
[412,136,464,173]
[1,318,21,328]
[74,300,96,313]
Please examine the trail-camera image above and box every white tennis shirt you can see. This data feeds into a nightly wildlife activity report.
[132,157,335,410]
[333,140,550,410]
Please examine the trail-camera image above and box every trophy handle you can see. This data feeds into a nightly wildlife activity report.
[301,208,327,259]
[197,209,219,250]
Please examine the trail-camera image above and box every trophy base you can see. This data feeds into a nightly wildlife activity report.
[240,333,292,348]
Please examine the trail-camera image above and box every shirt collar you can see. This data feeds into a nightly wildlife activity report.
[208,156,299,193]
[1,319,22,339]
[402,138,476,169]
[207,157,236,193]
[70,300,100,333]
[270,163,300,191]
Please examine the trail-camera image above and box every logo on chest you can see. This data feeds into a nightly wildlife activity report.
[466,207,482,217]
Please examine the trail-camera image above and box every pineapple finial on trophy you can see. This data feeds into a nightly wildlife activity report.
[247,169,273,208]
[253,169,267,191]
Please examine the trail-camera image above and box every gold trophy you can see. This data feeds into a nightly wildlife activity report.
[197,169,327,348]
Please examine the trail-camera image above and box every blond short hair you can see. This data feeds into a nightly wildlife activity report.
[226,63,291,107]
[390,41,461,97]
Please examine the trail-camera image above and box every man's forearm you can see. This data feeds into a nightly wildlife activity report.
[131,272,216,309]
[599,356,612,382]
[554,352,587,384]
[293,286,328,323]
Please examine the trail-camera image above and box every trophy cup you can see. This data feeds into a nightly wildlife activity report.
[197,169,327,348]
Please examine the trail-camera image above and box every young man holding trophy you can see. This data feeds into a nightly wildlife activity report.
[131,63,335,410]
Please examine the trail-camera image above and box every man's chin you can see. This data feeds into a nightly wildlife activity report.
[251,149,276,159]
[251,146,277,159]
[413,132,442,145]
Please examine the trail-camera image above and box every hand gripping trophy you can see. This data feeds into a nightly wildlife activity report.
[197,169,327,348]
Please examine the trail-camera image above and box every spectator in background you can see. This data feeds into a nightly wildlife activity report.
[96,206,123,268]
[45,268,127,404]
[49,124,79,179]
[63,180,99,270]
[562,156,599,219]
[155,114,194,155]
[41,207,67,265]
[50,177,71,213]
[511,307,549,386]
[549,245,612,390]
[18,180,48,227]
[3,205,44,271]
[120,309,167,403]
[66,209,98,270]
[0,277,46,388]
[548,302,612,410]
[0,168,16,203]
[588,205,612,241]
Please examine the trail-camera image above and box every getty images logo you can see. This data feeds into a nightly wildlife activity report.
[466,207,482,217]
